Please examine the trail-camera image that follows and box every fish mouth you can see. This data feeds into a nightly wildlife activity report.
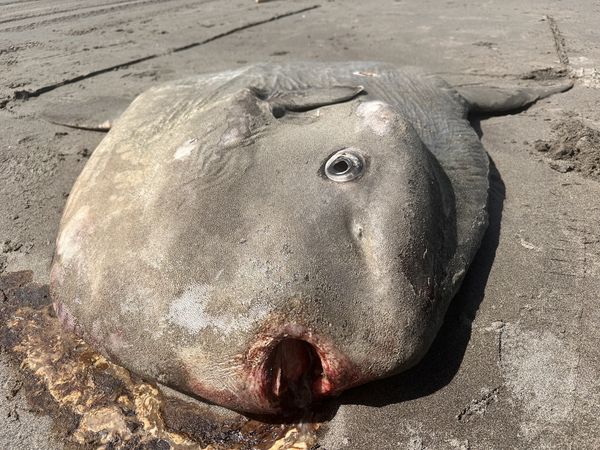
[265,338,327,410]
[248,327,353,413]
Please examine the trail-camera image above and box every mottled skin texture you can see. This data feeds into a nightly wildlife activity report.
[49,62,568,414]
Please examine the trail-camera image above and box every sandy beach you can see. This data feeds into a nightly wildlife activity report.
[1,1,600,448]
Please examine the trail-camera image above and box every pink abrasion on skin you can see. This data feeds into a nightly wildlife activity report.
[243,323,362,413]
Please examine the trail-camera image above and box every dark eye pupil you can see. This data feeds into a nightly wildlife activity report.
[324,148,364,182]
[331,159,350,174]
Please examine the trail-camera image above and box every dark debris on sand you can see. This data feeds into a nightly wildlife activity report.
[0,271,317,450]
[533,117,600,179]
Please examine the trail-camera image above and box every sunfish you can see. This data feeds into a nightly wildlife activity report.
[49,62,571,414]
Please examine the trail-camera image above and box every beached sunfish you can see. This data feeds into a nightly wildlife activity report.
[49,62,571,414]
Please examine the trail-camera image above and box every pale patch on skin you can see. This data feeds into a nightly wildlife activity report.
[173,138,198,161]
[97,119,112,130]
[355,101,398,136]
[219,126,244,148]
[168,283,268,335]
[113,169,146,190]
[451,268,466,286]
[56,206,91,262]
[352,70,381,78]
[168,284,216,334]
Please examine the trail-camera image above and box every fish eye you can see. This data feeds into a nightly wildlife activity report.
[324,148,365,182]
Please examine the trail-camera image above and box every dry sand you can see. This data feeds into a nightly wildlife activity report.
[1,0,600,448]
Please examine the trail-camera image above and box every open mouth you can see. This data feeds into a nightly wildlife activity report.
[246,325,360,414]
[266,338,323,409]
[264,338,329,410]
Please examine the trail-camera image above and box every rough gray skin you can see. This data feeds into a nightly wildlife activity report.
[49,62,570,414]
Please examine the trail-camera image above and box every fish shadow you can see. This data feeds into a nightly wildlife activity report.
[321,154,505,413]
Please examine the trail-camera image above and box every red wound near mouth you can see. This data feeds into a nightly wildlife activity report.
[268,339,323,410]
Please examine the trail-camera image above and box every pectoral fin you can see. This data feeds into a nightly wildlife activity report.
[40,96,132,131]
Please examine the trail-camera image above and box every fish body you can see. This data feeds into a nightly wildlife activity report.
[50,62,570,413]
